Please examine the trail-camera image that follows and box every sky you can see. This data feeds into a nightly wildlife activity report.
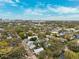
[0,0,79,20]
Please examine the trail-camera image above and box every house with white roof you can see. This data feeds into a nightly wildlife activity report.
[28,36,38,40]
[27,41,36,49]
[34,47,44,55]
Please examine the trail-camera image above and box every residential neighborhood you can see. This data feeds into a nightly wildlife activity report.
[0,21,79,59]
[0,0,79,59]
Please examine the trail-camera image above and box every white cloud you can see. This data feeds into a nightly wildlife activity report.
[3,0,14,3]
[24,8,44,15]
[11,3,18,7]
[68,0,79,1]
[56,7,79,14]
[0,1,79,20]
[15,0,20,3]
[0,0,19,7]
[25,9,32,14]
[23,5,79,20]
[47,6,79,14]
[1,10,79,20]
[47,6,57,12]
[0,0,20,4]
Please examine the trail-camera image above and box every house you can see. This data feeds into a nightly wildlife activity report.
[60,38,67,43]
[27,41,36,49]
[7,36,12,39]
[59,32,66,36]
[45,38,49,41]
[28,36,38,41]
[51,31,58,34]
[0,28,4,31]
[74,34,79,39]
[28,36,32,40]
[74,30,79,32]
[46,35,51,38]
[34,47,44,55]
[65,28,75,32]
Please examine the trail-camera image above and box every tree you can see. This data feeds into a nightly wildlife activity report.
[68,40,79,52]
[30,37,37,41]
[15,27,23,34]
[1,46,26,59]
[38,51,46,59]
[44,38,65,58]
[64,50,79,59]
[0,41,8,47]
[27,31,33,36]
[18,32,25,39]
[38,32,46,39]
